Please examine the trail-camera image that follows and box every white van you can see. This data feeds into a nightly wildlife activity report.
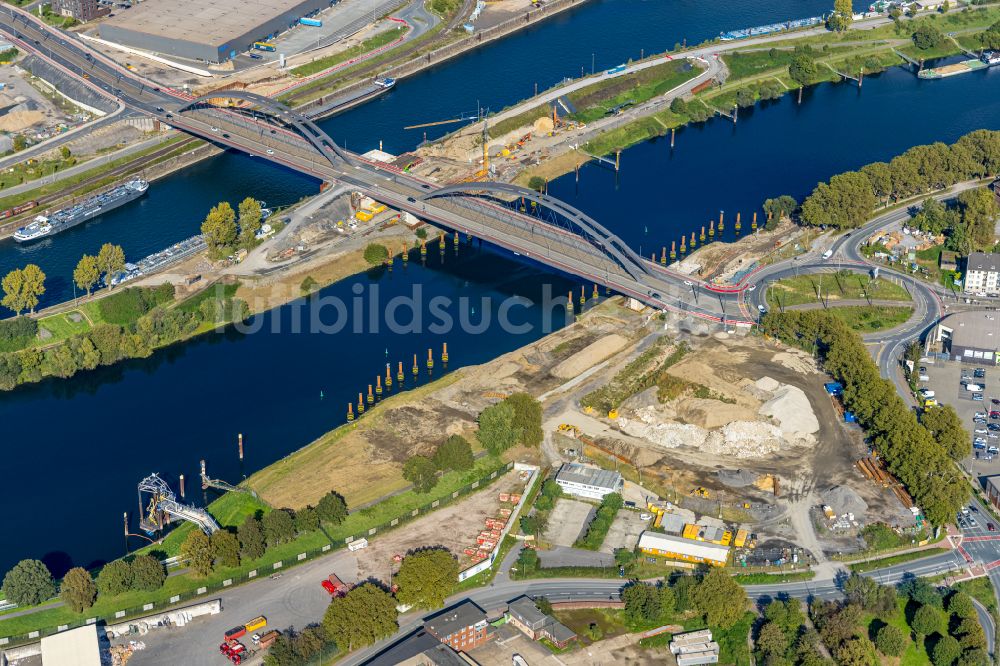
[966,384,983,392]
[822,249,833,259]
[919,389,935,398]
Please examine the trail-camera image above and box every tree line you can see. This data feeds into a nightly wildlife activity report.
[0,283,248,391]
[402,433,475,494]
[799,129,1000,231]
[761,311,968,525]
[1,553,167,614]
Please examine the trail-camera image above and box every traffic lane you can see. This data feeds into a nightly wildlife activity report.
[973,597,997,657]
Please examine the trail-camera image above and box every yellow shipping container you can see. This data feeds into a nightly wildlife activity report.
[720,530,733,546]
[355,210,373,222]
[245,616,267,632]
[734,529,749,548]
[682,524,700,540]
[369,203,387,214]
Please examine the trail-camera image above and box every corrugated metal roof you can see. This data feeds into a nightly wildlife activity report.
[637,531,730,562]
[555,463,621,491]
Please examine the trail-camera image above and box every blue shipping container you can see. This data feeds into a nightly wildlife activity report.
[300,17,323,26]
[844,411,856,423]
[824,382,843,396]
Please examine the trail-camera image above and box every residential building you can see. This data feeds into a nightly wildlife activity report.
[637,531,730,566]
[940,251,958,272]
[53,0,109,22]
[986,476,1000,512]
[964,252,1000,295]
[506,597,577,648]
[365,629,471,666]
[424,601,492,653]
[554,463,623,500]
[932,311,1000,365]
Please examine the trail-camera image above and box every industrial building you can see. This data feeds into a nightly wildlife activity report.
[637,531,730,566]
[38,625,104,665]
[506,597,577,648]
[98,0,334,63]
[932,311,1000,365]
[964,251,1000,295]
[554,463,623,500]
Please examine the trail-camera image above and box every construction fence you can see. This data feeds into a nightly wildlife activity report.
[0,461,514,649]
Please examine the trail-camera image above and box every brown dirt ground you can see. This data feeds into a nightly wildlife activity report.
[246,299,646,510]
[681,219,805,281]
[352,469,532,580]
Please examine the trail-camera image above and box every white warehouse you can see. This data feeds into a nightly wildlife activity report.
[554,463,623,500]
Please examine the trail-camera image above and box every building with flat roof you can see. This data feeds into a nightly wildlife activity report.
[98,0,333,63]
[554,463,623,500]
[986,476,1000,512]
[40,625,103,666]
[964,252,1000,296]
[933,311,1000,365]
[638,531,730,566]
[424,601,492,653]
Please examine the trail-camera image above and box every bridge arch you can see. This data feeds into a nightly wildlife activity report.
[179,90,353,167]
[422,182,650,282]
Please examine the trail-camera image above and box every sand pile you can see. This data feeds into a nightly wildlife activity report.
[758,379,819,439]
[551,334,628,379]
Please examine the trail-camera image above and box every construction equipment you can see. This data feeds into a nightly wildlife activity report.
[692,487,710,498]
[557,423,581,436]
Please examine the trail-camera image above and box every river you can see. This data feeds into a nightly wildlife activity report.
[2,0,989,577]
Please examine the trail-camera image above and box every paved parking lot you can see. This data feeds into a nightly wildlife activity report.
[599,510,650,554]
[921,360,1000,484]
[543,499,595,548]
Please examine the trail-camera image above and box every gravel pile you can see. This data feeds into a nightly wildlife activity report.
[717,469,759,488]
[821,485,869,519]
[703,421,785,458]
[618,407,707,449]
[757,378,820,439]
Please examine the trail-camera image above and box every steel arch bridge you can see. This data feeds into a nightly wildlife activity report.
[178,89,354,167]
[422,182,651,283]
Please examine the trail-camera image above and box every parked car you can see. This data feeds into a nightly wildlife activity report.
[989,523,996,532]
[975,393,985,401]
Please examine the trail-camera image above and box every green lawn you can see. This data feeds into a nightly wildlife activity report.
[847,548,949,573]
[826,305,914,333]
[732,570,816,584]
[33,310,92,345]
[567,61,700,124]
[291,27,407,78]
[863,598,929,666]
[766,273,912,308]
[723,49,799,80]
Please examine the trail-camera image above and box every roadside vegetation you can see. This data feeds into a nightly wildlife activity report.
[761,310,968,526]
[766,272,912,309]
[291,27,407,78]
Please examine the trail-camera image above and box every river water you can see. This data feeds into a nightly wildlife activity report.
[3,0,994,577]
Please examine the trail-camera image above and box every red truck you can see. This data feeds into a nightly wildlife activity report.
[320,573,350,597]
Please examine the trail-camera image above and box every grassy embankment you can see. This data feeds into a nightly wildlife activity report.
[0,445,507,638]
[765,273,914,332]
[290,27,408,78]
[846,547,950,573]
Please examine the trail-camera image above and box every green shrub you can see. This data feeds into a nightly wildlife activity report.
[0,315,37,352]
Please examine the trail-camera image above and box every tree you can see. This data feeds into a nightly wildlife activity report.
[911,603,943,639]
[623,582,662,623]
[60,567,96,613]
[295,505,320,533]
[836,636,878,666]
[505,392,543,447]
[913,23,945,50]
[96,560,133,597]
[516,547,540,573]
[433,434,474,471]
[363,243,389,265]
[735,87,756,108]
[763,195,798,227]
[394,548,458,609]
[527,176,546,192]
[800,171,878,229]
[12,134,26,151]
[1,267,25,315]
[829,0,853,30]
[237,197,262,246]
[238,516,266,560]
[262,509,296,547]
[931,634,961,666]
[670,96,687,115]
[947,591,976,619]
[402,455,439,493]
[921,405,971,460]
[322,583,398,651]
[201,201,238,253]
[958,188,999,251]
[73,254,100,296]
[789,54,817,85]
[844,573,881,610]
[1,559,55,606]
[60,145,71,159]
[691,568,747,629]
[129,554,166,591]
[211,529,240,568]
[520,514,542,537]
[19,264,44,314]
[876,624,906,656]
[477,401,518,454]
[956,616,987,652]
[317,491,348,525]
[757,621,790,659]
[96,243,126,290]
[535,596,552,616]
[181,530,214,577]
